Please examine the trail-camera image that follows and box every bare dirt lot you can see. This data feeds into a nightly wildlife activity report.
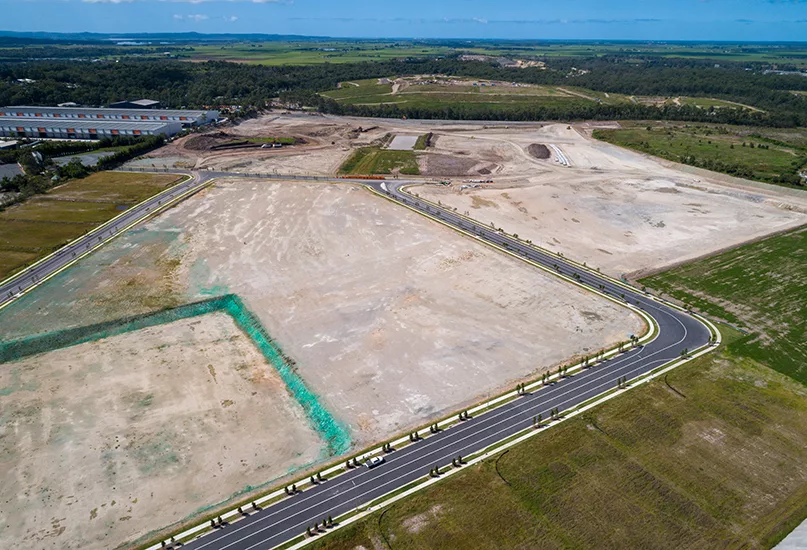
[5,112,802,548]
[166,181,642,444]
[0,312,323,550]
[158,115,391,176]
[145,115,805,277]
[0,179,642,452]
[411,123,807,277]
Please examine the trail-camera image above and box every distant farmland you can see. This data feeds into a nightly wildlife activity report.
[320,77,765,115]
[321,77,610,110]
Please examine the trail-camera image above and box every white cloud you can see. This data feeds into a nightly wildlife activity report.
[224,15,238,22]
[173,13,209,21]
[162,0,283,3]
[82,0,281,3]
[472,17,488,24]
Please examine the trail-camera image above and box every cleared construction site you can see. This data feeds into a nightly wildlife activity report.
[1,112,805,550]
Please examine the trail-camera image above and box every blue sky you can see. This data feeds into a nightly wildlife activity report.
[2,0,807,40]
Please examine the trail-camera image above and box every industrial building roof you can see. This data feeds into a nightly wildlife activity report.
[0,117,180,131]
[130,99,161,107]
[1,106,214,119]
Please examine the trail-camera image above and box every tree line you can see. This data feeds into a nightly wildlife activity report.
[2,56,806,125]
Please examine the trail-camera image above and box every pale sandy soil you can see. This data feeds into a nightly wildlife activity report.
[0,312,323,550]
[191,115,387,175]
[412,123,807,277]
[149,181,642,444]
[4,112,802,550]
[0,180,642,450]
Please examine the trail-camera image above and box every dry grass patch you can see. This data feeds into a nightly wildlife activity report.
[0,171,183,279]
[49,171,183,203]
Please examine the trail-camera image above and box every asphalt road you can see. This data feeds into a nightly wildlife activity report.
[0,170,711,549]
[0,171,209,311]
[176,176,710,550]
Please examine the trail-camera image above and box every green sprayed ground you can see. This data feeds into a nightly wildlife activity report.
[0,171,183,280]
[593,124,807,187]
[0,294,350,455]
[338,147,420,175]
[640,226,807,385]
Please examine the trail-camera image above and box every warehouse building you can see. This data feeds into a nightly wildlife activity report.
[0,106,219,127]
[0,117,183,140]
[109,99,162,109]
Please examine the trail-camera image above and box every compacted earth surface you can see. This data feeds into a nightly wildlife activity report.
[140,113,805,281]
[6,112,803,549]
[0,312,323,550]
[410,123,807,278]
[0,176,641,549]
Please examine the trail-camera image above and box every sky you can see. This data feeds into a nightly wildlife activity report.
[2,0,807,41]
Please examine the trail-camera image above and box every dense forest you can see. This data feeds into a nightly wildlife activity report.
[2,56,807,125]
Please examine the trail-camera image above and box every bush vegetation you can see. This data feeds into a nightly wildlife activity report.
[594,124,807,187]
[3,56,807,126]
[1,135,165,208]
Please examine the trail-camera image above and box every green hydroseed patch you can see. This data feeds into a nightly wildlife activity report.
[0,294,351,456]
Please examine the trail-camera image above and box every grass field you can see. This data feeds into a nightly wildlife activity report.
[312,330,807,549]
[167,41,807,67]
[306,228,807,549]
[413,134,430,150]
[0,172,182,280]
[322,78,602,110]
[338,147,420,175]
[5,40,807,67]
[183,42,453,66]
[640,226,807,385]
[48,171,183,203]
[322,78,772,116]
[594,123,807,186]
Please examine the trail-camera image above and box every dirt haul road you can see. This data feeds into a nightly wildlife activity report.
[411,123,807,277]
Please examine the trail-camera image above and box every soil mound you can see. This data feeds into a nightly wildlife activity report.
[184,132,232,151]
[528,143,550,160]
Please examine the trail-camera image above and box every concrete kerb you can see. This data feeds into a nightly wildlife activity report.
[366,183,655,340]
[0,172,198,313]
[400,184,652,289]
[133,176,710,549]
[281,330,721,550]
[141,187,659,549]
[7,172,713,550]
[397,184,721,331]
